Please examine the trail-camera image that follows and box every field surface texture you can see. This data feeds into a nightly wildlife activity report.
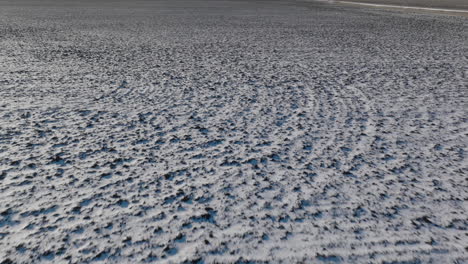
[0,0,467,263]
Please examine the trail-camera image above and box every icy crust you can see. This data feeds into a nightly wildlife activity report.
[0,0,467,263]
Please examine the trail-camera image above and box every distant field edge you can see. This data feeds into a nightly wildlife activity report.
[335,0,468,15]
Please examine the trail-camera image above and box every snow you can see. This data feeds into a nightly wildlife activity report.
[0,0,467,263]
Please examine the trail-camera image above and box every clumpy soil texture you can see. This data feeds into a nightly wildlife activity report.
[0,0,467,263]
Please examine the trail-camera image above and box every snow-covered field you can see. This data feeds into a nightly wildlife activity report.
[0,0,467,263]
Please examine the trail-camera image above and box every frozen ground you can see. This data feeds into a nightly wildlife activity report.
[0,0,467,263]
